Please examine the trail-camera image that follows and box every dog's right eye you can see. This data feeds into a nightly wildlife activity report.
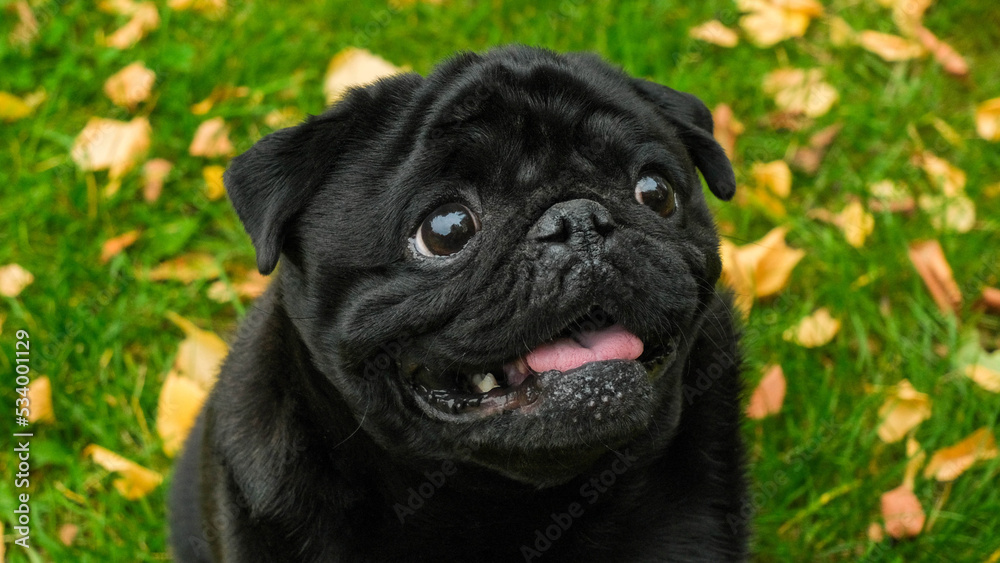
[415,203,481,257]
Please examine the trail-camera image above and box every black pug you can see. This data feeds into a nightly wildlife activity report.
[169,45,748,562]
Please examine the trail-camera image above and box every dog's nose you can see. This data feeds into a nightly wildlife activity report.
[528,199,615,246]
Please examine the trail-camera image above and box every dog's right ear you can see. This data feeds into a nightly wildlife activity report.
[224,73,423,275]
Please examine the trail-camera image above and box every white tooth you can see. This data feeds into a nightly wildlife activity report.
[473,373,499,393]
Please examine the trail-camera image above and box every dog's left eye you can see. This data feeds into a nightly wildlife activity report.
[415,203,481,257]
[635,174,676,217]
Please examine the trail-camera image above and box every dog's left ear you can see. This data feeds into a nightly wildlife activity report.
[225,73,424,275]
[631,79,736,201]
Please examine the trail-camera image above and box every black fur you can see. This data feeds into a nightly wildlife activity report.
[169,45,748,562]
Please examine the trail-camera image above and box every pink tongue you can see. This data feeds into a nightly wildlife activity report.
[525,324,644,373]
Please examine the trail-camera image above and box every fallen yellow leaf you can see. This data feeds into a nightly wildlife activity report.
[168,0,226,16]
[720,227,806,315]
[868,179,916,213]
[975,97,1000,142]
[881,484,925,539]
[101,230,141,264]
[746,364,786,419]
[689,20,739,48]
[190,84,249,115]
[142,158,172,202]
[876,379,932,443]
[27,376,55,424]
[156,370,208,456]
[103,62,155,109]
[71,117,151,181]
[166,312,228,389]
[264,106,304,129]
[207,269,271,302]
[762,68,838,118]
[202,165,226,201]
[147,253,223,284]
[923,427,999,481]
[751,160,792,198]
[830,199,875,248]
[917,194,976,233]
[0,91,32,122]
[189,117,235,158]
[885,0,932,36]
[737,0,823,48]
[903,437,926,489]
[0,263,35,297]
[105,2,160,49]
[83,444,163,500]
[917,151,966,197]
[955,331,1000,393]
[324,47,404,105]
[908,240,962,314]
[858,30,925,61]
[712,103,744,160]
[827,16,855,47]
[783,307,840,348]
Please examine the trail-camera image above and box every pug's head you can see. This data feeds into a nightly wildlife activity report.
[225,46,735,487]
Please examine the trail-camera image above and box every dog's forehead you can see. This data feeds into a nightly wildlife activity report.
[416,54,657,188]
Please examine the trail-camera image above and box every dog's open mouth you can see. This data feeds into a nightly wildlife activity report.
[401,308,674,418]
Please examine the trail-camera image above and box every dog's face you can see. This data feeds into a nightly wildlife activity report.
[225,46,735,487]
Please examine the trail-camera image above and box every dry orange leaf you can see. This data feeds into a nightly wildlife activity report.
[917,194,975,233]
[147,253,222,284]
[689,20,739,48]
[156,370,209,456]
[0,263,34,297]
[908,240,961,314]
[923,427,999,481]
[751,160,792,198]
[917,151,966,197]
[746,364,786,419]
[720,226,806,315]
[83,444,163,500]
[58,523,79,547]
[712,103,744,160]
[189,117,235,158]
[324,47,404,105]
[142,158,172,202]
[8,0,39,46]
[71,116,151,183]
[105,2,160,49]
[858,30,924,61]
[762,68,838,118]
[783,307,840,348]
[101,230,141,264]
[166,312,228,389]
[975,97,1000,142]
[103,62,155,109]
[881,484,925,539]
[737,0,823,48]
[190,84,249,115]
[202,165,226,201]
[0,91,32,122]
[27,376,55,424]
[789,123,842,175]
[876,379,932,443]
[915,26,969,77]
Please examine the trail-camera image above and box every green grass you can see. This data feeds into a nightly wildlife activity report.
[2,0,999,560]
